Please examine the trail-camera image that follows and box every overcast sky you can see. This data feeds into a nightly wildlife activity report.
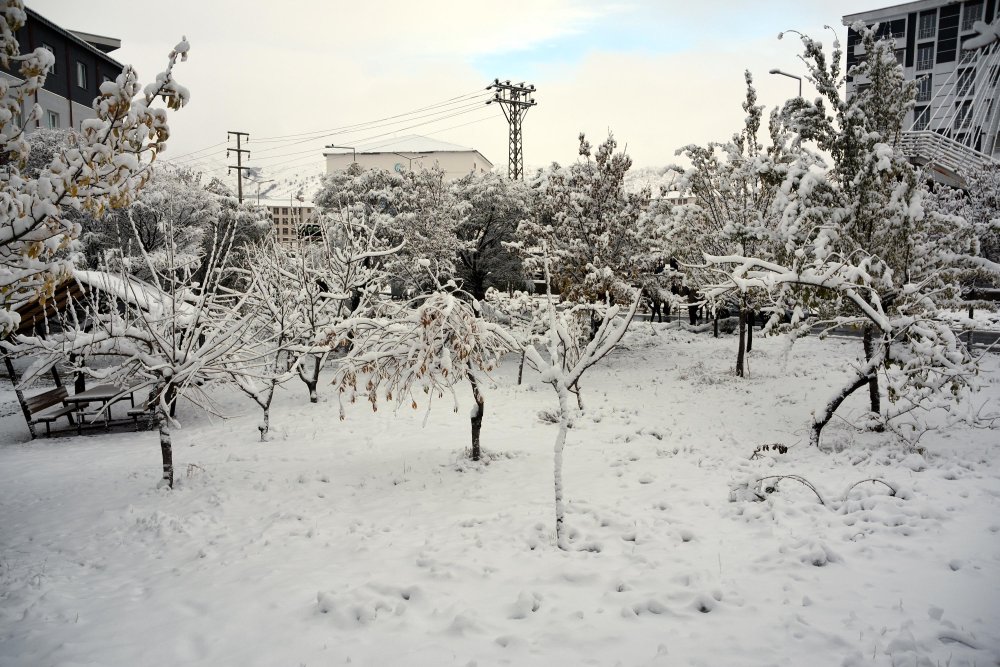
[30,0,881,196]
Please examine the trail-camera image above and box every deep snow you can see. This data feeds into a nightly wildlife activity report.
[1,324,998,666]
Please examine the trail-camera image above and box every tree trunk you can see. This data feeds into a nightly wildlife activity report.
[862,325,880,414]
[5,355,36,439]
[967,305,974,351]
[166,384,178,418]
[736,307,746,377]
[810,353,883,448]
[157,407,174,489]
[517,349,526,385]
[746,308,754,353]
[259,407,270,441]
[469,373,484,461]
[713,309,719,338]
[299,355,321,403]
[553,384,570,550]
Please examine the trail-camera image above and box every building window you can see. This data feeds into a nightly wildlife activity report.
[962,2,983,32]
[41,43,56,74]
[916,74,932,102]
[954,101,973,130]
[76,61,87,89]
[957,68,975,97]
[918,12,936,39]
[913,106,930,130]
[960,36,979,63]
[46,110,59,128]
[916,44,934,71]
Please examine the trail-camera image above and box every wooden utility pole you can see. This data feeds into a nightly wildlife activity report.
[227,131,250,203]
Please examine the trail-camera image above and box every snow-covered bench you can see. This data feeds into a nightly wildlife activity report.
[26,386,77,437]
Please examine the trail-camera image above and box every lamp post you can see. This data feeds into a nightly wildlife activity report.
[326,144,356,164]
[254,179,274,206]
[768,68,802,97]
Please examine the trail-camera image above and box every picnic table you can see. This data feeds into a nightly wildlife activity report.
[62,384,136,434]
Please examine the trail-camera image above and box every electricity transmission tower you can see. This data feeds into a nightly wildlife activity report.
[227,131,250,203]
[486,79,537,180]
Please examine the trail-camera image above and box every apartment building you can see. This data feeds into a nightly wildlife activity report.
[260,199,317,245]
[844,1,1000,185]
[0,7,123,133]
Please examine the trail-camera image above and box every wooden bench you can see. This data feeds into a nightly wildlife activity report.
[26,386,77,437]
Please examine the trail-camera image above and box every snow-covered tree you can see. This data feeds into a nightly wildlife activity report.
[519,133,659,306]
[280,209,403,403]
[314,164,462,294]
[83,167,218,278]
[222,240,303,439]
[451,172,530,299]
[670,72,794,375]
[701,25,997,447]
[6,217,269,488]
[519,253,641,548]
[329,286,516,461]
[0,2,190,335]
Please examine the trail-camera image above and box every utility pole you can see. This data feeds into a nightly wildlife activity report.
[227,131,250,203]
[486,79,537,180]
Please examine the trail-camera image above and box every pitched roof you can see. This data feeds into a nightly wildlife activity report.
[323,134,479,156]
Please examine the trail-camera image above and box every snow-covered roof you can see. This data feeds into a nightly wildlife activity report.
[74,271,195,316]
[256,198,315,209]
[322,134,480,156]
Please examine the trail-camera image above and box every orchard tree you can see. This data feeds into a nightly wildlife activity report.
[520,252,641,548]
[702,24,995,447]
[451,171,529,299]
[6,218,271,488]
[82,167,217,277]
[521,133,659,306]
[0,2,190,335]
[314,164,463,294]
[671,72,794,375]
[330,286,516,461]
[776,24,924,414]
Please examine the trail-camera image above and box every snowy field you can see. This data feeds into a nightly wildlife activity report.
[1,324,998,667]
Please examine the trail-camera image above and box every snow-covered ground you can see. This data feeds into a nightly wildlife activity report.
[1,324,998,667]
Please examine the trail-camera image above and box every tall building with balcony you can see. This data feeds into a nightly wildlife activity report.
[843,0,1000,187]
[0,7,123,133]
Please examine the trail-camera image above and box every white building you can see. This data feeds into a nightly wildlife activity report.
[259,198,317,245]
[843,0,1000,186]
[324,135,493,181]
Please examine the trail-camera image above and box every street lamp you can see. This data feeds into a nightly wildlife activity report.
[326,144,356,163]
[253,178,274,206]
[769,68,802,97]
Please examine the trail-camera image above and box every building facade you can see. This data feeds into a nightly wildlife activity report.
[843,0,1000,185]
[324,135,493,181]
[0,8,123,133]
[260,199,317,245]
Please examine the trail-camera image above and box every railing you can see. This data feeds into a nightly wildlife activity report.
[899,130,998,183]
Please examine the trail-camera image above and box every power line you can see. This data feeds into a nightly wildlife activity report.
[250,97,490,157]
[253,88,489,143]
[162,88,492,172]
